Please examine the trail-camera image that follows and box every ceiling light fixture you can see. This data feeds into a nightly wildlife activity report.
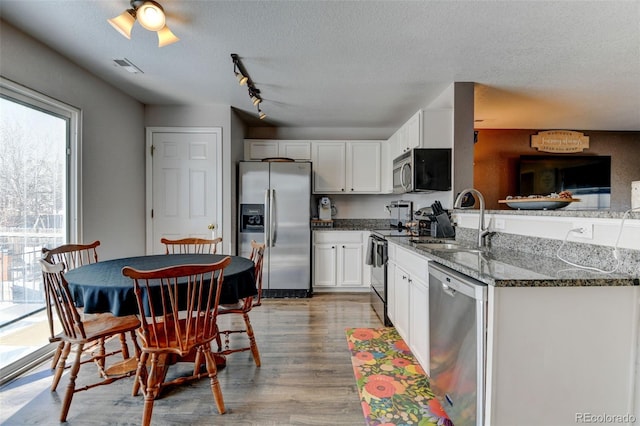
[108,0,179,47]
[232,53,267,120]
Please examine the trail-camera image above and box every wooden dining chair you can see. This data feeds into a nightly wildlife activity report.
[41,241,132,370]
[122,256,232,426]
[38,259,141,423]
[216,240,265,366]
[160,236,222,254]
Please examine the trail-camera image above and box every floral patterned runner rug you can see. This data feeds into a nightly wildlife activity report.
[346,327,453,426]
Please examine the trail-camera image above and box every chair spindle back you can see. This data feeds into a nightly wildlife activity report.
[42,240,100,271]
[122,257,231,356]
[160,237,222,255]
[39,259,86,341]
[249,240,265,307]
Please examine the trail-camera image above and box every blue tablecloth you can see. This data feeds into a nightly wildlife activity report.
[64,254,256,317]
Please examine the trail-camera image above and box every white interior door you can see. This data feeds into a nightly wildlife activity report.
[146,127,222,255]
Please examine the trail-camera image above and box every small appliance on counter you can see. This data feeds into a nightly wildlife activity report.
[386,200,413,229]
[318,196,335,221]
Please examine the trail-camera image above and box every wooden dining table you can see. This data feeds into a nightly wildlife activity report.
[64,253,257,373]
[64,253,257,316]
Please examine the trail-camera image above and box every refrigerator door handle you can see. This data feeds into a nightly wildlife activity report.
[270,189,277,246]
[264,189,271,247]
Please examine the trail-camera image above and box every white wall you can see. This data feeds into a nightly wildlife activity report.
[455,211,640,251]
[327,192,454,219]
[0,21,146,260]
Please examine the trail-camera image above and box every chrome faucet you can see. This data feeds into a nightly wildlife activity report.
[454,188,490,248]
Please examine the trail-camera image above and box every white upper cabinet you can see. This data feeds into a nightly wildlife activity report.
[244,140,311,160]
[389,108,454,160]
[422,109,453,148]
[390,110,422,159]
[347,141,381,193]
[312,140,386,194]
[246,140,279,160]
[279,141,312,159]
[312,142,347,193]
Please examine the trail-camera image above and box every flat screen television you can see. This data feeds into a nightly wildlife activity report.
[518,155,611,209]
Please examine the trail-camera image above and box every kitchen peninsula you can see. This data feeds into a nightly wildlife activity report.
[390,235,637,426]
[322,207,640,426]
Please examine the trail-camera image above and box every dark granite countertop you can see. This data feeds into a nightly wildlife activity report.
[387,237,639,288]
[312,219,639,287]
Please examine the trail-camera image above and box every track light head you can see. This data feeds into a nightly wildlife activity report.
[236,72,248,86]
[232,54,249,86]
[248,88,262,105]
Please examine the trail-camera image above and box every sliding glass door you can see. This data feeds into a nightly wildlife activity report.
[0,78,79,379]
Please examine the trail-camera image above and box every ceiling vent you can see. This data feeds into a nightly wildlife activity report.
[113,58,143,74]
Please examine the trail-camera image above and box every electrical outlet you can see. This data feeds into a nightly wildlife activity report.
[572,222,593,239]
[494,218,506,230]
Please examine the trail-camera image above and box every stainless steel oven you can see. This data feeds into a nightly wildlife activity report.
[367,232,390,326]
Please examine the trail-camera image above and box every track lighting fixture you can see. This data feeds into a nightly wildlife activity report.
[232,53,267,120]
[108,0,179,47]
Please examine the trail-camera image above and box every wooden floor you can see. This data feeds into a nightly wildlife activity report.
[0,293,381,425]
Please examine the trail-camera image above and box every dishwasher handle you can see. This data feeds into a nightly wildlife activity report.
[441,281,457,297]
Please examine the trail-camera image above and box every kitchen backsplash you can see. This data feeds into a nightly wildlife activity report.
[456,227,640,276]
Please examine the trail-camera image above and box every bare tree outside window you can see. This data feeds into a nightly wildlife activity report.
[0,96,67,369]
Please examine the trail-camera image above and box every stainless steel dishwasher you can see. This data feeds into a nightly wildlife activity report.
[429,262,487,426]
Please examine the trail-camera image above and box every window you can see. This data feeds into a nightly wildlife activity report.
[0,78,80,381]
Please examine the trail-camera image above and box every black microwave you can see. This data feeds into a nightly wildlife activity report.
[392,148,452,193]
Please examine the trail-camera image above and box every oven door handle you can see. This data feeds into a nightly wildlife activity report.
[372,238,388,267]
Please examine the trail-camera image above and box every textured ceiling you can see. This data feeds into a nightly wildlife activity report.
[1,0,639,136]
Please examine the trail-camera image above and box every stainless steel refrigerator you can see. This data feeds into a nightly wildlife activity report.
[238,161,312,297]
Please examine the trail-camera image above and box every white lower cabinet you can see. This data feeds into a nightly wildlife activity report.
[392,264,411,342]
[313,231,368,291]
[409,273,429,373]
[387,242,430,371]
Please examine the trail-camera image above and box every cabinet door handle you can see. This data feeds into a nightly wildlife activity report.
[402,275,407,280]
[342,245,345,248]
[341,188,345,192]
[332,246,335,249]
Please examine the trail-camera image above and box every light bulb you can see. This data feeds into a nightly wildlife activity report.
[137,1,166,32]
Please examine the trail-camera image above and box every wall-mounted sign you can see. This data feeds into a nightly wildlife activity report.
[531,130,589,153]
